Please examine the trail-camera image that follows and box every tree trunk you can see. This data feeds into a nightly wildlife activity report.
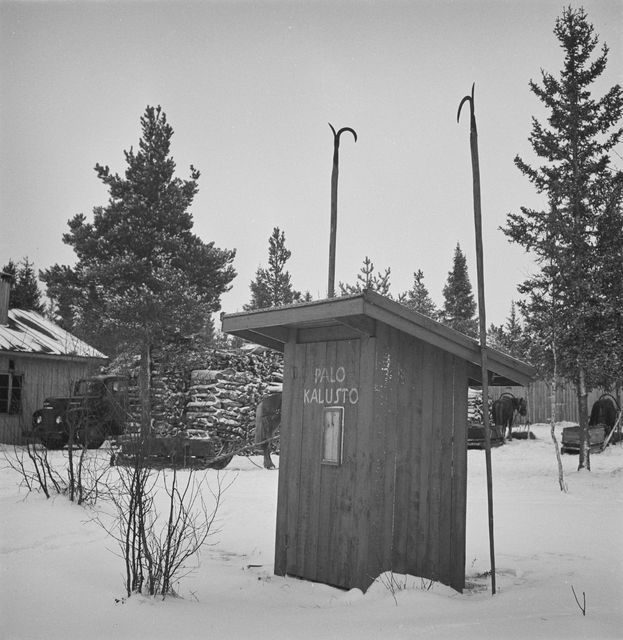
[577,368,590,471]
[549,377,567,491]
[139,340,152,437]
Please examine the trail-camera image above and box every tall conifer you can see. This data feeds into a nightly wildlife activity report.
[441,243,477,337]
[2,258,45,313]
[401,269,438,319]
[503,7,623,469]
[245,227,301,310]
[41,105,236,355]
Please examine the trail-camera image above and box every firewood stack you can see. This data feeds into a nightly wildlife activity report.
[121,345,283,448]
[185,365,283,445]
[114,343,283,452]
[468,387,493,424]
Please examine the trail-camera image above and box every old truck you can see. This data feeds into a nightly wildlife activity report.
[31,375,129,449]
[31,373,237,468]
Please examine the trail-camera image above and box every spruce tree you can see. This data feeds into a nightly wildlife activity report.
[400,269,438,318]
[441,243,477,337]
[592,173,623,391]
[502,7,623,469]
[2,257,45,313]
[245,227,301,310]
[41,264,79,331]
[487,302,528,360]
[339,256,391,297]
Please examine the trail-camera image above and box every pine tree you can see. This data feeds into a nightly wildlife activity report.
[339,256,391,297]
[441,243,477,337]
[502,7,623,470]
[245,227,301,310]
[400,269,438,318]
[41,105,237,356]
[2,257,45,313]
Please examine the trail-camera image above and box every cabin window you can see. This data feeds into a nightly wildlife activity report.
[0,373,23,415]
[322,406,344,465]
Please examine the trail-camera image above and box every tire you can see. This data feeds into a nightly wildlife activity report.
[39,432,69,450]
[67,409,106,449]
[77,423,106,449]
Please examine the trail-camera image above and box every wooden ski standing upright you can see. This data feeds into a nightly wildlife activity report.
[222,293,534,592]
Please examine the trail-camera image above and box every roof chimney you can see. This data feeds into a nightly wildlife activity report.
[0,272,12,325]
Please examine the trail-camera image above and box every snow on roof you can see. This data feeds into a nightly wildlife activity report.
[0,309,107,360]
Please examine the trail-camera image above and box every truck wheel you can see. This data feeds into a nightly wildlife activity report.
[77,424,106,449]
[40,432,69,450]
[67,409,106,449]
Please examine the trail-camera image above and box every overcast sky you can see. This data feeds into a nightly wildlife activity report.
[1,0,621,327]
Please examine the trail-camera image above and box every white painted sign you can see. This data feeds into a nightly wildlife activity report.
[304,366,359,405]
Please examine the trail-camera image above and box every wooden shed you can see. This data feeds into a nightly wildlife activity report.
[0,275,108,445]
[222,291,535,592]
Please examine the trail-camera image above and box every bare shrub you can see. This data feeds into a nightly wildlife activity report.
[103,434,232,599]
[374,572,436,606]
[3,439,66,498]
[3,435,113,507]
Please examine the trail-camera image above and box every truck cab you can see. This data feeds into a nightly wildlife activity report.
[31,375,129,449]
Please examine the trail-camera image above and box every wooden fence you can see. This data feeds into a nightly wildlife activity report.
[489,381,620,424]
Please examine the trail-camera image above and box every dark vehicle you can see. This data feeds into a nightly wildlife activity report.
[561,424,606,454]
[31,375,129,449]
[467,421,505,449]
[561,394,622,454]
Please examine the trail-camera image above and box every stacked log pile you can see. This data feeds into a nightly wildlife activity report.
[185,364,282,447]
[113,342,283,453]
[468,387,493,424]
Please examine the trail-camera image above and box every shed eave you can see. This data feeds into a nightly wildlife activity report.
[222,295,366,331]
[221,291,536,386]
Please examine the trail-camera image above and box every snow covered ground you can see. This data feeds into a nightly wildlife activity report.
[1,424,622,640]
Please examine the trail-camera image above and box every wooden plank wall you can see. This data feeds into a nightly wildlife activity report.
[489,381,618,424]
[275,325,468,593]
[318,338,361,588]
[276,336,366,585]
[378,326,467,592]
[349,336,376,589]
[274,336,301,577]
[0,354,98,445]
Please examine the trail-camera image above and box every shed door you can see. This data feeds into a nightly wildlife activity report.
[282,338,363,588]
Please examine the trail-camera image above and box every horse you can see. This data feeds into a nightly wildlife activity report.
[255,391,282,469]
[492,393,528,441]
[589,394,619,436]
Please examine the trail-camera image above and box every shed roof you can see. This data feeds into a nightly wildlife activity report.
[222,290,535,387]
[0,309,108,361]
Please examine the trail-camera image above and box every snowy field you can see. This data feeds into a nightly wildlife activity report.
[1,424,622,640]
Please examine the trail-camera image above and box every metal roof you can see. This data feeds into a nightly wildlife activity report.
[222,290,536,387]
[0,309,108,360]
